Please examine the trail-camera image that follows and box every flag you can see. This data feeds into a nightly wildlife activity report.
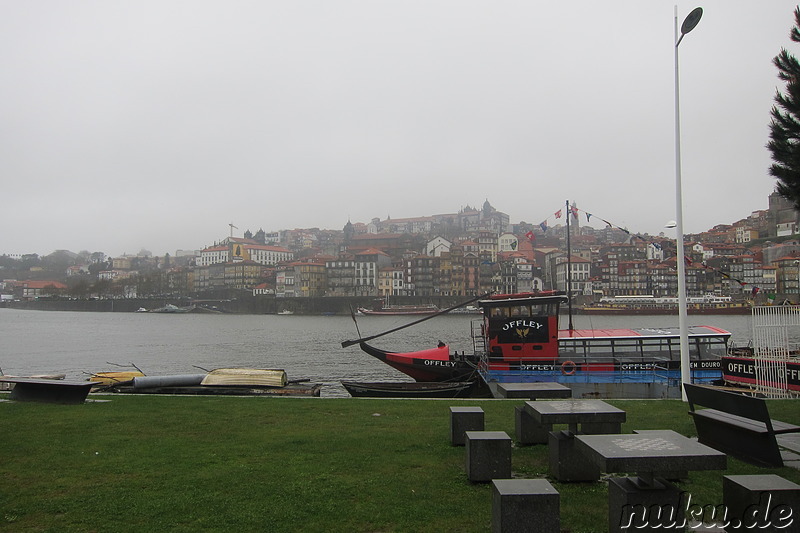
[555,209,562,219]
[571,206,579,220]
[751,287,760,297]
[525,231,535,242]
[540,222,548,232]
[585,212,592,222]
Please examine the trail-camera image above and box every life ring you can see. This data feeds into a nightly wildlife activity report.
[561,360,577,375]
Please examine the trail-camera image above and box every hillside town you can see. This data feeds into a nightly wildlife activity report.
[3,193,800,305]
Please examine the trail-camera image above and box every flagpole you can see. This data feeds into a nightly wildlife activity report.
[566,199,574,332]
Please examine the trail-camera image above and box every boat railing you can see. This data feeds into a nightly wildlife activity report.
[477,349,721,385]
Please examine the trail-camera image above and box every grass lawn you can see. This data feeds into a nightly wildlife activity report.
[0,395,798,532]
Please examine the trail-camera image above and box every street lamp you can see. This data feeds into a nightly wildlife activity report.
[675,6,703,401]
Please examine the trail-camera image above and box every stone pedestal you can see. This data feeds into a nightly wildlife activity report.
[548,430,600,482]
[609,477,685,533]
[465,431,512,483]
[492,478,560,533]
[723,474,800,533]
[582,421,623,434]
[515,406,552,445]
[450,406,484,446]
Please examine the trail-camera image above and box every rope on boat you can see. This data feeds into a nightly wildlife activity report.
[341,292,491,348]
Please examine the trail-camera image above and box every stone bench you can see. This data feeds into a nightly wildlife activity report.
[465,431,511,483]
[450,406,484,446]
[684,383,800,468]
[0,377,94,404]
[492,478,560,533]
[723,474,800,532]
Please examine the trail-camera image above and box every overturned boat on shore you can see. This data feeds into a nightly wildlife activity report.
[92,368,321,397]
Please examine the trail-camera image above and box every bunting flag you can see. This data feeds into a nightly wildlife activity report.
[526,202,770,299]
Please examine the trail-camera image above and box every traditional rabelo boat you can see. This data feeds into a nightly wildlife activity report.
[345,291,731,396]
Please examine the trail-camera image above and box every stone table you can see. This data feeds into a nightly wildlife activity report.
[576,430,727,532]
[524,399,627,481]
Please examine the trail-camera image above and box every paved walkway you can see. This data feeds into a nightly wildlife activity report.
[778,433,800,469]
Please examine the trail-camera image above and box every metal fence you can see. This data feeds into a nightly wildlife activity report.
[751,305,800,398]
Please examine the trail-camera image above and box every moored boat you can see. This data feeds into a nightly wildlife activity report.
[346,291,731,396]
[579,294,751,315]
[341,380,479,398]
[357,304,440,316]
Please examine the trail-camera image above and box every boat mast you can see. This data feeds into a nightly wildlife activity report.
[341,292,491,348]
[565,199,574,332]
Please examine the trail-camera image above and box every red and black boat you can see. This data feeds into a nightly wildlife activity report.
[345,291,731,388]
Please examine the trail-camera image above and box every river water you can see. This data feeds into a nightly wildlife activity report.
[0,309,769,397]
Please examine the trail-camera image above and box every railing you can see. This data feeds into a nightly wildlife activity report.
[751,305,800,398]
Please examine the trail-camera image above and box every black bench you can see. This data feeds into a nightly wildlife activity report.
[0,377,94,404]
[683,383,800,468]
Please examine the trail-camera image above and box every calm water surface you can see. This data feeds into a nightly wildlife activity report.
[0,309,764,397]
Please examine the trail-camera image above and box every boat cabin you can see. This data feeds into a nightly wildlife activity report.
[478,292,567,369]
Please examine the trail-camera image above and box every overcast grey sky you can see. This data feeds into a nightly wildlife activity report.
[1,1,796,257]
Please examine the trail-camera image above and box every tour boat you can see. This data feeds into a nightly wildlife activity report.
[579,294,752,315]
[348,292,731,393]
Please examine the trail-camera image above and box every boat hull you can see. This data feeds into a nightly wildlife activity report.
[341,381,479,398]
[357,342,478,381]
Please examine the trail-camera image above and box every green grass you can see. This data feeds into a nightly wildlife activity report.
[0,395,798,532]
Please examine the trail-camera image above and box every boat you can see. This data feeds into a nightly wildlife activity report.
[88,371,145,386]
[346,291,732,397]
[357,304,440,316]
[93,368,321,396]
[357,296,440,316]
[579,294,752,315]
[0,373,66,391]
[341,380,480,398]
[277,310,294,315]
[149,304,190,313]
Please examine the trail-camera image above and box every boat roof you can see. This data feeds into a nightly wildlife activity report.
[558,325,731,339]
[479,291,568,305]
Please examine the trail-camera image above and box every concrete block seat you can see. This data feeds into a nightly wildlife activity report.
[492,478,560,533]
[465,431,512,483]
[723,474,800,532]
[449,406,484,446]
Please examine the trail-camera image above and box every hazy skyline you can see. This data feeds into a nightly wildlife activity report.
[1,1,797,257]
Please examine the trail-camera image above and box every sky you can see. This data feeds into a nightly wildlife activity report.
[1,1,797,258]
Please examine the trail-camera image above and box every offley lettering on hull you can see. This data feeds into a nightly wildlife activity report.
[422,360,458,368]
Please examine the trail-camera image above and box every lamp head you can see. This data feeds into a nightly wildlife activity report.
[681,7,703,35]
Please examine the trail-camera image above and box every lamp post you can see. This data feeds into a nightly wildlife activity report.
[794,260,800,302]
[675,6,703,401]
